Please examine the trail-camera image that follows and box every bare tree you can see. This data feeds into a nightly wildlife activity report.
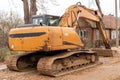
[0,11,23,30]
[22,0,58,23]
[37,0,59,14]
[30,0,37,20]
[37,0,48,14]
[0,11,23,47]
[22,0,30,24]
[22,0,37,23]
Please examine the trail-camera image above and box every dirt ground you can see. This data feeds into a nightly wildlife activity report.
[0,47,120,80]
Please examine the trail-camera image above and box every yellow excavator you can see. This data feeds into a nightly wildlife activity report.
[7,1,110,77]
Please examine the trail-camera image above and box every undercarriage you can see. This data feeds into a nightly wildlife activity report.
[7,50,98,77]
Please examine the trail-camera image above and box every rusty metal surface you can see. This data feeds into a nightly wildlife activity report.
[92,48,118,57]
[37,51,98,77]
[6,50,98,77]
[6,53,31,71]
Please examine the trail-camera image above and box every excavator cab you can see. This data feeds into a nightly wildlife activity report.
[31,14,60,26]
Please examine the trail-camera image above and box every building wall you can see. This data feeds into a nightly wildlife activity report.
[77,27,93,48]
[77,17,118,48]
[111,30,117,39]
[77,28,115,48]
[92,29,114,47]
[106,30,110,40]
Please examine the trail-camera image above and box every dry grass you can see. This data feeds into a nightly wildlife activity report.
[0,48,24,62]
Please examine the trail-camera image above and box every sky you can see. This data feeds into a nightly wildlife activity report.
[47,0,116,16]
[0,0,118,17]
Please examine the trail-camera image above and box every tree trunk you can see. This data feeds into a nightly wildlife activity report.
[30,0,37,20]
[22,0,30,24]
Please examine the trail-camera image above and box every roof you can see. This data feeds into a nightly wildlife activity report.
[103,14,120,29]
[78,14,120,29]
[78,17,97,28]
[78,17,91,28]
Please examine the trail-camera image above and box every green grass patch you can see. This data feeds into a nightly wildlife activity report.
[0,48,24,62]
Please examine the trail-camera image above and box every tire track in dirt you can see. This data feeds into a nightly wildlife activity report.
[0,68,37,80]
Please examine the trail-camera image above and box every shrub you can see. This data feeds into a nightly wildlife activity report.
[0,48,10,61]
[0,48,24,62]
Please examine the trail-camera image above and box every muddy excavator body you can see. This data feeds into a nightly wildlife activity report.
[6,1,113,76]
[8,25,98,77]
[9,26,83,51]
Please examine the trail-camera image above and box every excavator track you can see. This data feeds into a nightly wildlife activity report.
[6,52,42,71]
[7,50,98,77]
[37,50,99,77]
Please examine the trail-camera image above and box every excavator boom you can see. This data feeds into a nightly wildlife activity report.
[58,2,111,49]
